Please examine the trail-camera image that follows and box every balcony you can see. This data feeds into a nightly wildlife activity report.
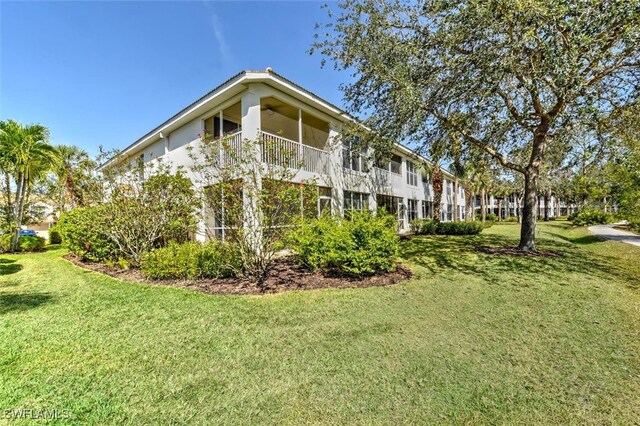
[261,131,330,175]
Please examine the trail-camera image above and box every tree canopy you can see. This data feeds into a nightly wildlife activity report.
[314,0,640,250]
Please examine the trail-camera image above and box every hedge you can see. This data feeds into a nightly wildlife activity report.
[0,234,46,253]
[411,219,485,235]
[141,241,241,280]
[289,210,399,276]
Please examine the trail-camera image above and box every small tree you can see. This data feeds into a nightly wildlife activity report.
[189,133,317,286]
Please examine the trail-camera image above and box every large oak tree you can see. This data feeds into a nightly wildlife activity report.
[313,0,640,250]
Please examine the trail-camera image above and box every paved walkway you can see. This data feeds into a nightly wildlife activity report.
[588,223,640,248]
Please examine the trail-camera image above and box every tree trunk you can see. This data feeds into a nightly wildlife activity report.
[543,191,550,221]
[11,173,25,252]
[519,171,538,251]
[480,187,486,222]
[497,198,502,221]
[453,177,459,221]
[465,190,473,221]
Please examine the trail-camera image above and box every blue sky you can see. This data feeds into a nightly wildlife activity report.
[1,0,347,156]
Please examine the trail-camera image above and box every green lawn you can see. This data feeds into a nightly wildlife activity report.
[1,222,639,425]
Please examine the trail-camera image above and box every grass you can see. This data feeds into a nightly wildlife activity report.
[1,222,639,425]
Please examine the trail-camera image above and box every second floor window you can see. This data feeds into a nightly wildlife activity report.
[375,154,402,175]
[406,161,418,186]
[342,139,367,172]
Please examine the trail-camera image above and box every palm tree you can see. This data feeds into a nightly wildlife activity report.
[0,119,59,251]
[431,163,444,222]
[55,145,95,209]
[450,159,466,221]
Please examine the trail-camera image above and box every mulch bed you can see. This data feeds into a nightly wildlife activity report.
[475,246,562,258]
[63,254,413,295]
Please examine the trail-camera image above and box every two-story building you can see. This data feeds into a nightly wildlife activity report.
[100,68,467,240]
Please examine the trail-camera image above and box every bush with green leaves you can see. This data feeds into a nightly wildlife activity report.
[58,170,197,265]
[57,206,118,262]
[289,209,398,276]
[505,216,519,223]
[19,235,46,251]
[410,218,437,235]
[0,234,45,253]
[141,241,240,280]
[485,213,498,222]
[435,221,485,235]
[410,219,484,235]
[569,210,614,226]
[48,226,62,244]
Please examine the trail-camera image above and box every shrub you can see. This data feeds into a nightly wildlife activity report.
[411,219,484,235]
[476,212,498,222]
[569,210,614,226]
[141,241,240,280]
[505,216,519,223]
[104,171,197,265]
[410,219,437,235]
[57,206,118,262]
[0,234,12,252]
[19,236,46,252]
[435,221,484,235]
[48,226,62,244]
[289,210,399,276]
[0,234,45,252]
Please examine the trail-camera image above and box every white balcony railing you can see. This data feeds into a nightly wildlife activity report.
[261,131,329,175]
[302,144,329,175]
[221,131,243,165]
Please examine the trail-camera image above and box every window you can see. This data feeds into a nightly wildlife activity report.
[204,115,241,140]
[446,181,452,196]
[447,204,453,221]
[205,181,243,240]
[342,139,367,172]
[390,154,401,174]
[406,161,418,186]
[318,186,332,216]
[375,154,402,175]
[422,201,433,219]
[343,191,368,214]
[376,194,404,229]
[407,199,418,222]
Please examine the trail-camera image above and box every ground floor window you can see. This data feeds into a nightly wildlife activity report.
[407,199,418,222]
[447,204,453,221]
[422,200,433,219]
[344,190,369,215]
[376,194,404,229]
[204,180,243,240]
[318,186,332,216]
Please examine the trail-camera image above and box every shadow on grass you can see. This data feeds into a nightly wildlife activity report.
[0,292,54,315]
[400,233,640,289]
[0,258,22,276]
[545,231,601,246]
